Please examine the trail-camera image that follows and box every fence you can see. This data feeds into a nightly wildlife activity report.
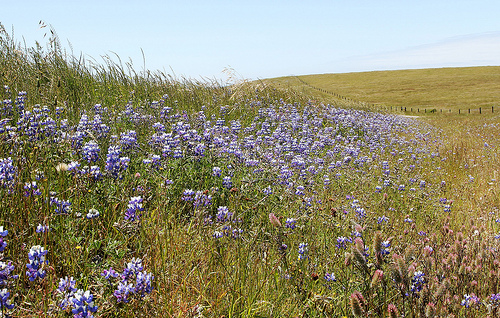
[296,76,495,115]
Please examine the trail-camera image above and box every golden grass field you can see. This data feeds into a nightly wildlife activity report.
[266,66,500,115]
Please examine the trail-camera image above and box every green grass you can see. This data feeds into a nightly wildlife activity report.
[266,66,500,114]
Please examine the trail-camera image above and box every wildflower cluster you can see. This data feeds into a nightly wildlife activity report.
[0,227,16,313]
[102,258,154,303]
[26,245,48,281]
[124,196,144,221]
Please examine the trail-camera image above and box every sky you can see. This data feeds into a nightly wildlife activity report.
[2,0,500,82]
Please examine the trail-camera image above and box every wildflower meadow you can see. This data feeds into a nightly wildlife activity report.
[1,24,500,317]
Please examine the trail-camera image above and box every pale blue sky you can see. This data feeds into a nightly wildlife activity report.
[2,1,500,82]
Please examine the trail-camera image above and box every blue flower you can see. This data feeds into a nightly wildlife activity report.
[26,245,48,282]
[461,294,480,308]
[110,258,154,303]
[0,288,14,310]
[285,218,296,229]
[101,267,119,280]
[57,276,77,309]
[222,176,232,189]
[86,208,100,219]
[81,140,100,163]
[378,240,390,256]
[324,272,336,282]
[50,197,72,214]
[335,236,352,249]
[36,224,50,233]
[125,196,144,221]
[410,271,425,294]
[377,215,389,224]
[70,289,98,317]
[298,242,308,260]
[212,167,222,177]
[216,206,232,222]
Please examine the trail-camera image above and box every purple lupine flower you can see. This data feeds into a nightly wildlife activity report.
[36,224,50,233]
[123,258,144,280]
[324,272,336,282]
[489,293,500,306]
[212,231,224,239]
[50,197,72,214]
[86,208,100,219]
[461,293,480,308]
[101,267,119,280]
[0,288,15,310]
[193,191,212,209]
[182,189,195,201]
[124,196,144,222]
[111,258,154,303]
[295,185,305,196]
[26,245,48,281]
[377,215,389,224]
[216,206,232,222]
[120,130,137,149]
[57,276,77,309]
[285,218,296,229]
[335,236,352,249]
[114,281,134,303]
[152,122,165,132]
[0,261,17,286]
[0,227,6,253]
[222,176,232,189]
[298,242,308,260]
[89,165,101,180]
[0,157,17,189]
[134,271,154,297]
[81,140,100,163]
[381,240,391,255]
[212,167,222,177]
[24,181,41,197]
[68,161,80,174]
[70,289,98,317]
[355,207,366,219]
[410,271,425,294]
[231,228,243,239]
[262,186,272,196]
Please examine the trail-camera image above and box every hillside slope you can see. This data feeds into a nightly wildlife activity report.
[266,66,500,112]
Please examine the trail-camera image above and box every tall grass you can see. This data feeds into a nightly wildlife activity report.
[1,23,500,318]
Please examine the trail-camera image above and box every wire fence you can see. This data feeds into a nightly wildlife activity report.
[296,76,495,115]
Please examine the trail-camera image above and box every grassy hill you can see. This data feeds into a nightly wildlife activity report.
[266,66,500,114]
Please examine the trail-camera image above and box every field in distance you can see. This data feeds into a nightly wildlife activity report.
[265,66,500,113]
